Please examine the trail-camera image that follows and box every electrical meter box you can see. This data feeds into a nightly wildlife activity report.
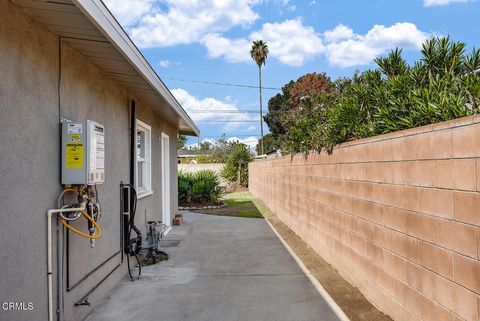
[61,120,105,185]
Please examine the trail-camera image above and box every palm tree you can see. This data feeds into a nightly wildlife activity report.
[250,40,269,155]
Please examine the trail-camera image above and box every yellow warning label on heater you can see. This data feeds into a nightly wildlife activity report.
[66,143,84,169]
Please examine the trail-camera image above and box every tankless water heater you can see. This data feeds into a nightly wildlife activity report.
[61,120,105,185]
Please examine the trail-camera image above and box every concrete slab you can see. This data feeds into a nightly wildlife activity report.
[86,212,341,321]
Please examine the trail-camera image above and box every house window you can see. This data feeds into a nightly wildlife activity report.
[136,119,152,197]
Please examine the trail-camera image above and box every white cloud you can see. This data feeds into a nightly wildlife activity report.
[423,0,472,6]
[324,22,429,67]
[103,0,155,27]
[251,19,324,66]
[105,0,261,48]
[278,0,296,11]
[202,34,252,63]
[204,21,428,67]
[158,60,180,68]
[171,88,254,132]
[204,19,324,66]
[104,1,430,68]
[158,60,171,68]
[227,136,259,150]
[323,24,355,43]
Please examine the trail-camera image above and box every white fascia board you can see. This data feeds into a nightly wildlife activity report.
[71,0,199,136]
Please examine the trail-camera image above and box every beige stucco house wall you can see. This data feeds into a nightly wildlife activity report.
[0,0,198,320]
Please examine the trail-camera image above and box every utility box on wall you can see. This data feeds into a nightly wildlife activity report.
[61,120,105,185]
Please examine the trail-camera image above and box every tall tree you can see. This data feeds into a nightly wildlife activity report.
[250,40,269,155]
[177,134,188,149]
[264,73,333,140]
[199,140,212,152]
[255,133,281,155]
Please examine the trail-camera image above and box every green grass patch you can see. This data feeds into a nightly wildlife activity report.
[193,191,271,219]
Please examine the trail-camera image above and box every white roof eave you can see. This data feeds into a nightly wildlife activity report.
[70,0,199,136]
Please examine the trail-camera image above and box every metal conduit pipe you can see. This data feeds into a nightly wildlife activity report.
[46,204,86,321]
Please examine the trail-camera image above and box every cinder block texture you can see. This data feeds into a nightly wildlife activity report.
[250,115,480,321]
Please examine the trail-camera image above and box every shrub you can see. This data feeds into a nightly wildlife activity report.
[221,144,253,187]
[267,37,480,155]
[178,170,224,205]
[190,170,223,204]
[178,171,195,203]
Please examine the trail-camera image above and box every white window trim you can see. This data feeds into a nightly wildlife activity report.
[136,119,153,198]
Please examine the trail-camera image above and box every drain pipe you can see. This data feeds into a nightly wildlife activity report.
[47,205,86,321]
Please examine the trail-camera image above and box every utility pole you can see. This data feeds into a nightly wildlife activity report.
[259,66,264,155]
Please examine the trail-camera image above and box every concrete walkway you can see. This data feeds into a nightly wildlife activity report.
[86,212,341,321]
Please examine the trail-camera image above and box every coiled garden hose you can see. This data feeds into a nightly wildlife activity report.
[61,211,102,239]
[57,188,102,239]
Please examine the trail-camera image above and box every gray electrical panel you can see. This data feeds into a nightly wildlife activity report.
[61,120,105,185]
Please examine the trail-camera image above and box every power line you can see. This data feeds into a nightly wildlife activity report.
[199,134,261,138]
[189,110,267,113]
[164,77,282,91]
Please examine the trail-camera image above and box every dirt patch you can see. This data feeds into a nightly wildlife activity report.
[267,214,393,321]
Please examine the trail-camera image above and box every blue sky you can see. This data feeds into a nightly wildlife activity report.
[103,0,480,150]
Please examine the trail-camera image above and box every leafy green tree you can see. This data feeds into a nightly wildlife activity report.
[264,73,333,145]
[255,133,281,155]
[263,81,293,137]
[199,141,212,152]
[374,48,408,78]
[283,94,336,154]
[221,144,253,187]
[210,135,231,163]
[177,134,188,149]
[251,40,269,155]
[373,37,480,134]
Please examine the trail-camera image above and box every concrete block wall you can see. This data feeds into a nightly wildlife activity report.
[249,115,480,321]
[177,163,227,186]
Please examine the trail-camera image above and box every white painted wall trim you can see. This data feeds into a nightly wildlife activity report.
[136,119,153,197]
[161,133,171,233]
